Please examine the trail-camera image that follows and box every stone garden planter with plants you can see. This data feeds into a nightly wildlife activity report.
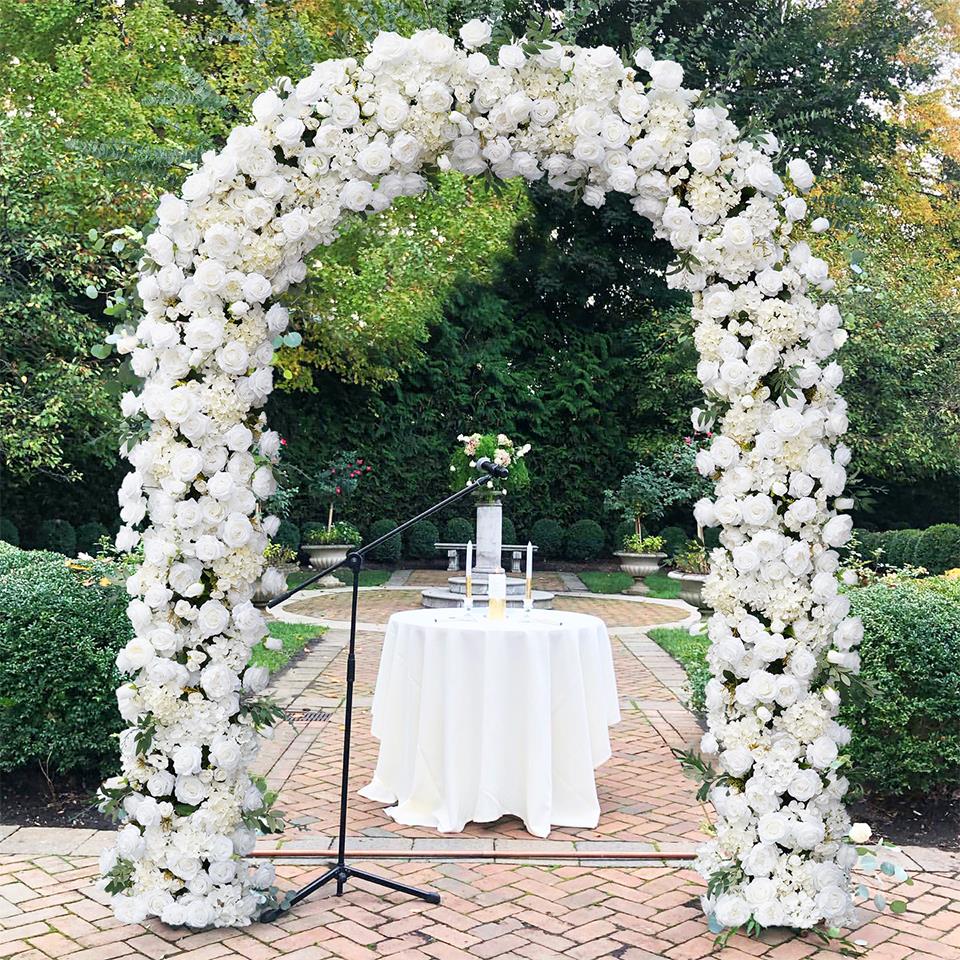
[302,521,362,587]
[615,534,667,594]
[668,538,710,609]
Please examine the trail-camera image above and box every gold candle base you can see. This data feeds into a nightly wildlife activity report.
[488,597,506,620]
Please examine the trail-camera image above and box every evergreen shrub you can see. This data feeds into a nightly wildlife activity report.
[407,520,439,560]
[0,518,18,546]
[366,519,401,563]
[36,518,77,556]
[913,523,960,575]
[76,521,109,556]
[443,516,473,543]
[530,519,564,559]
[844,582,960,797]
[0,543,130,777]
[564,519,605,562]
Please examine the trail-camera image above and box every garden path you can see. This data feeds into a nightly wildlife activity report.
[1,577,958,958]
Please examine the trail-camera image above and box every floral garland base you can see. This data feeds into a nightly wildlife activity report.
[102,20,861,932]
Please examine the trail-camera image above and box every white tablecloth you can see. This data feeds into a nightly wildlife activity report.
[359,608,620,838]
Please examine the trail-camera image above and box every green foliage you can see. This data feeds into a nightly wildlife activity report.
[649,627,710,713]
[912,524,960,575]
[303,521,361,546]
[76,521,109,556]
[35,518,77,556]
[530,519,564,560]
[844,582,960,796]
[674,539,709,574]
[275,519,301,553]
[406,519,440,560]
[443,516,473,543]
[0,543,131,776]
[365,519,402,564]
[659,525,690,558]
[0,518,18,546]
[501,516,517,545]
[882,529,921,568]
[564,519,606,562]
[579,570,633,594]
[604,463,686,539]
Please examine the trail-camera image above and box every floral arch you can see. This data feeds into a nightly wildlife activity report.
[103,20,861,936]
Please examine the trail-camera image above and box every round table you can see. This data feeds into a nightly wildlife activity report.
[359,608,620,838]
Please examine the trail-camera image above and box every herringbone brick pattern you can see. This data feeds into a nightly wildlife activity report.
[2,855,957,959]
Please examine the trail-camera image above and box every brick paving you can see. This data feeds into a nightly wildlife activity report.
[1,855,957,959]
[4,575,958,957]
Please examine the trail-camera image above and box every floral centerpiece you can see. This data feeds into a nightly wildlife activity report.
[449,433,531,499]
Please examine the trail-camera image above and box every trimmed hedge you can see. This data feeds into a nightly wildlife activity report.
[0,518,19,546]
[880,528,921,568]
[35,518,77,556]
[443,516,473,543]
[501,516,517,545]
[843,581,960,797]
[564,519,605,562]
[365,519,401,563]
[913,523,960,575]
[275,519,301,552]
[530,519,564,560]
[406,519,439,560]
[0,543,130,777]
[76,521,109,556]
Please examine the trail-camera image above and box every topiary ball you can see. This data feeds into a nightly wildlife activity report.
[913,523,960,575]
[563,519,605,562]
[406,520,439,560]
[275,519,301,552]
[530,519,564,560]
[365,519,401,564]
[76,522,109,556]
[659,525,689,558]
[35,519,77,557]
[443,516,473,543]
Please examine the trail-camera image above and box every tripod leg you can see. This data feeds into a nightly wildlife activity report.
[346,866,441,904]
[259,864,341,921]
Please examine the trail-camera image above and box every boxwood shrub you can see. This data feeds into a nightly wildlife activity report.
[35,518,77,556]
[406,519,439,560]
[275,519,301,553]
[76,521,109,556]
[843,581,960,797]
[442,516,473,543]
[881,528,921,568]
[0,544,130,777]
[564,519,605,562]
[530,519,564,560]
[913,523,960,575]
[365,519,402,563]
[659,525,689,559]
[501,516,517,545]
[0,518,19,546]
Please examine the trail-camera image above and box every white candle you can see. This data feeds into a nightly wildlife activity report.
[525,540,533,600]
[465,540,473,605]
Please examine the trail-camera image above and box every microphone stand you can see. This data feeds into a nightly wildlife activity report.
[259,466,506,920]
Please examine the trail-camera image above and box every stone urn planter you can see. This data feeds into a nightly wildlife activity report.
[668,570,709,609]
[614,551,667,595]
[302,544,351,588]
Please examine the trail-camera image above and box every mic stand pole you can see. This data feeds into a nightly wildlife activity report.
[259,469,505,920]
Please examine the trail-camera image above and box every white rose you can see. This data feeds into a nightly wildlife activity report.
[788,768,823,802]
[242,273,272,304]
[340,179,374,212]
[146,769,175,798]
[376,93,409,132]
[210,738,243,770]
[175,775,208,806]
[812,216,830,232]
[688,138,721,174]
[275,116,304,148]
[197,599,230,637]
[755,267,783,297]
[371,31,409,63]
[822,514,853,547]
[216,341,250,375]
[848,822,872,844]
[193,534,224,563]
[413,28,455,65]
[714,894,751,928]
[459,18,491,49]
[391,132,421,167]
[757,811,791,845]
[157,194,187,226]
[530,98,558,126]
[356,141,393,177]
[418,80,452,113]
[722,216,754,250]
[618,89,649,123]
[498,43,526,70]
[807,735,839,769]
[784,196,807,221]
[221,513,253,548]
[200,662,239,700]
[815,885,851,920]
[648,59,683,90]
[702,285,735,318]
[787,157,815,191]
[721,746,754,777]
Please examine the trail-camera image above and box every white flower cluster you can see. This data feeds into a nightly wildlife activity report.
[105,23,857,930]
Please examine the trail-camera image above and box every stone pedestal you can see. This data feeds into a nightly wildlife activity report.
[473,499,502,574]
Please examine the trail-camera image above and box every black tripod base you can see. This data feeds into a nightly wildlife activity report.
[260,861,441,922]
